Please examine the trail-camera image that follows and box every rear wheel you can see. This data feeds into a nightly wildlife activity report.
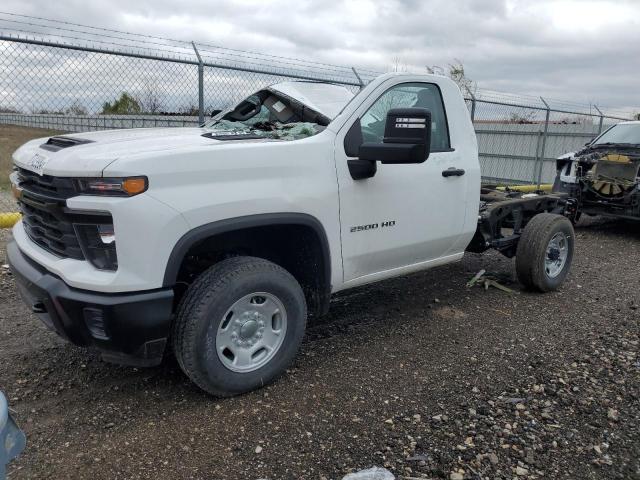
[515,213,575,292]
[172,256,307,396]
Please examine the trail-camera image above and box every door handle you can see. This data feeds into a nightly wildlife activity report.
[442,167,465,177]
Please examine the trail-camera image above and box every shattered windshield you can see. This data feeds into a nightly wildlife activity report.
[592,124,640,146]
[203,90,326,141]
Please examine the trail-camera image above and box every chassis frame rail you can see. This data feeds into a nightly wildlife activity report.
[467,188,574,258]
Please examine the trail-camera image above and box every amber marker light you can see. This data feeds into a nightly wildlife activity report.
[122,177,148,195]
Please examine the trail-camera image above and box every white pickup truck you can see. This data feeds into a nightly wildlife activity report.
[8,73,575,396]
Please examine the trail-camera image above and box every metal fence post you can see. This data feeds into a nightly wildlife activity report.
[594,105,604,134]
[536,97,551,187]
[191,41,205,125]
[531,130,543,185]
[468,90,476,122]
[351,67,364,89]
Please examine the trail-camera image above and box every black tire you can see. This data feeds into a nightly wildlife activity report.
[172,256,307,397]
[515,213,575,292]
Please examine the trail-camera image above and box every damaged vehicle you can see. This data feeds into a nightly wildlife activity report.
[553,121,640,220]
[8,74,576,397]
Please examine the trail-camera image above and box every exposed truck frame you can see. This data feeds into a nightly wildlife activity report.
[469,187,571,256]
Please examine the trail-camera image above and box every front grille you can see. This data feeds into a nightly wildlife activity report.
[17,168,77,201]
[20,197,85,259]
[17,168,84,260]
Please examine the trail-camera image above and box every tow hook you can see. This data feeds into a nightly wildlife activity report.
[31,302,46,314]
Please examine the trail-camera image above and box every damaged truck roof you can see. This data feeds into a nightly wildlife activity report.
[203,81,355,142]
[268,81,355,120]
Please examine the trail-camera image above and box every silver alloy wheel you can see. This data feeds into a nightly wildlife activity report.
[545,232,569,278]
[216,292,287,373]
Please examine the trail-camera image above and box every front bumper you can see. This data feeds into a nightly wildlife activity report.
[7,238,174,367]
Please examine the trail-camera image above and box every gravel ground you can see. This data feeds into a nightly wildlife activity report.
[0,217,638,480]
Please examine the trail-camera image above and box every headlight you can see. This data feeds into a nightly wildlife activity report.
[75,177,147,196]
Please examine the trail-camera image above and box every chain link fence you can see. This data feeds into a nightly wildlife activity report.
[466,93,628,186]
[0,23,634,223]
[0,36,366,125]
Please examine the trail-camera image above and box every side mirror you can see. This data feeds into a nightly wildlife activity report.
[359,108,431,164]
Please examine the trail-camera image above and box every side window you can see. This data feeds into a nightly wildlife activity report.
[360,82,450,152]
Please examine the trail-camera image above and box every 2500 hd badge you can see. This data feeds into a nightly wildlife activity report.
[350,220,396,233]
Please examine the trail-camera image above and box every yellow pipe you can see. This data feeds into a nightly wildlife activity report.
[0,212,21,228]
[496,184,553,193]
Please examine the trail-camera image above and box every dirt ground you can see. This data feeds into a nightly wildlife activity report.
[0,125,63,189]
[1,217,638,480]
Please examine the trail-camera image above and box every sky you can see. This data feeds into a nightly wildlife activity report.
[2,0,640,114]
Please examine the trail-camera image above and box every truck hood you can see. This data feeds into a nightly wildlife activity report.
[12,127,241,177]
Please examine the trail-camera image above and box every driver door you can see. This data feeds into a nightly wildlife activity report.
[334,81,469,284]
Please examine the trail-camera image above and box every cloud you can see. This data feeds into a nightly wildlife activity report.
[1,0,639,113]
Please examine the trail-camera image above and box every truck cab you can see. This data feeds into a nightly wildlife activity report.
[330,75,480,285]
[7,73,570,396]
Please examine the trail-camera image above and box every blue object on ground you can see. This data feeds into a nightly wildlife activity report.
[0,391,26,480]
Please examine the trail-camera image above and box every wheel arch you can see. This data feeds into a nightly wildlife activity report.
[163,213,332,315]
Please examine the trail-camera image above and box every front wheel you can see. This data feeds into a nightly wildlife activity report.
[515,213,575,292]
[172,256,307,396]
